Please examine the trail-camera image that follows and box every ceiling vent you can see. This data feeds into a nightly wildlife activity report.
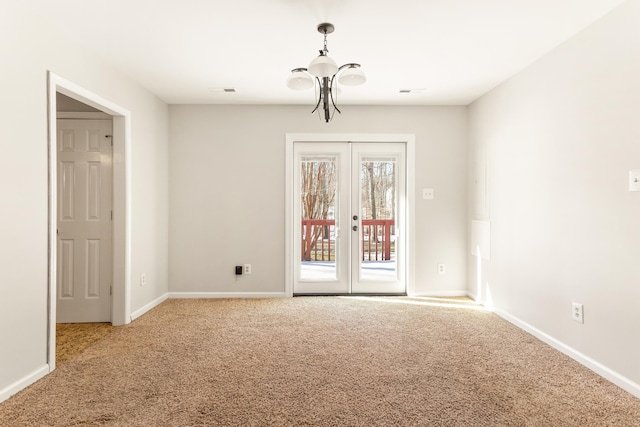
[209,88,236,93]
[399,89,428,94]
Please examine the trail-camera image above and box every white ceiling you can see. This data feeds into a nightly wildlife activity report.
[26,0,625,106]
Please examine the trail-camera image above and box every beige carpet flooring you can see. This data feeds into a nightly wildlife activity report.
[56,322,115,365]
[1,297,639,426]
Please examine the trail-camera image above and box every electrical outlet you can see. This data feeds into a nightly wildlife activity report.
[244,264,252,275]
[423,188,434,200]
[437,263,446,275]
[140,273,147,287]
[572,302,584,324]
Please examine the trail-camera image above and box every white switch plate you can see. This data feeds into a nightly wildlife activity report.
[629,170,640,191]
[572,302,584,324]
[423,188,434,200]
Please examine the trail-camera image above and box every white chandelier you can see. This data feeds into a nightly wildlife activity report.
[286,23,366,123]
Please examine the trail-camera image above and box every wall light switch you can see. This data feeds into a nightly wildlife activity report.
[629,170,640,192]
[572,302,584,324]
[423,188,434,200]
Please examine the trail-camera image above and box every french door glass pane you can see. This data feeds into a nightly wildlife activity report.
[359,156,397,281]
[299,155,338,281]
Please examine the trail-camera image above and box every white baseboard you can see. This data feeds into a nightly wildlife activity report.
[411,290,472,298]
[0,364,49,404]
[168,292,287,299]
[495,308,640,399]
[130,292,169,321]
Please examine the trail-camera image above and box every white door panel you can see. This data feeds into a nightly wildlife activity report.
[57,119,112,323]
[293,143,350,294]
[351,143,405,294]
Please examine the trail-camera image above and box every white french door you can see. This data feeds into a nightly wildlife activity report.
[293,142,406,295]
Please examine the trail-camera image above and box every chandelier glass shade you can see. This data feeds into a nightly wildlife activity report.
[287,23,366,122]
[338,64,366,86]
[286,68,314,90]
[308,54,338,78]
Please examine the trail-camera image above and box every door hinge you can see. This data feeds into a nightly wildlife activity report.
[111,210,113,220]
[110,285,112,295]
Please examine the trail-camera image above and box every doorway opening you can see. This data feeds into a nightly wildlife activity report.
[285,134,415,297]
[47,72,131,372]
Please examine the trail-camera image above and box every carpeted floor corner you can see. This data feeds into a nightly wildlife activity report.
[56,322,115,365]
[1,297,639,426]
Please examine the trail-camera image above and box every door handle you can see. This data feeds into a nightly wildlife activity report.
[353,215,358,221]
[352,225,358,231]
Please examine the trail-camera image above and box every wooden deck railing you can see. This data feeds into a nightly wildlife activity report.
[361,219,395,261]
[301,219,395,262]
[301,219,335,262]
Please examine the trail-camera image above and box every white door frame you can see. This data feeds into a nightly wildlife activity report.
[47,72,132,372]
[285,133,415,297]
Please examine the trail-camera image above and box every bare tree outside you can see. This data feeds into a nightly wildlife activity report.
[360,159,396,220]
[361,159,396,260]
[300,158,337,261]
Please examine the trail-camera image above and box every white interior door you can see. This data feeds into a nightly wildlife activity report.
[293,142,405,295]
[57,119,113,323]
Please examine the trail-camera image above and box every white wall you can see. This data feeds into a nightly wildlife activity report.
[169,105,467,296]
[0,4,169,398]
[468,0,640,391]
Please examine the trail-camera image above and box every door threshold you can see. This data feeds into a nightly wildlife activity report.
[294,293,407,297]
